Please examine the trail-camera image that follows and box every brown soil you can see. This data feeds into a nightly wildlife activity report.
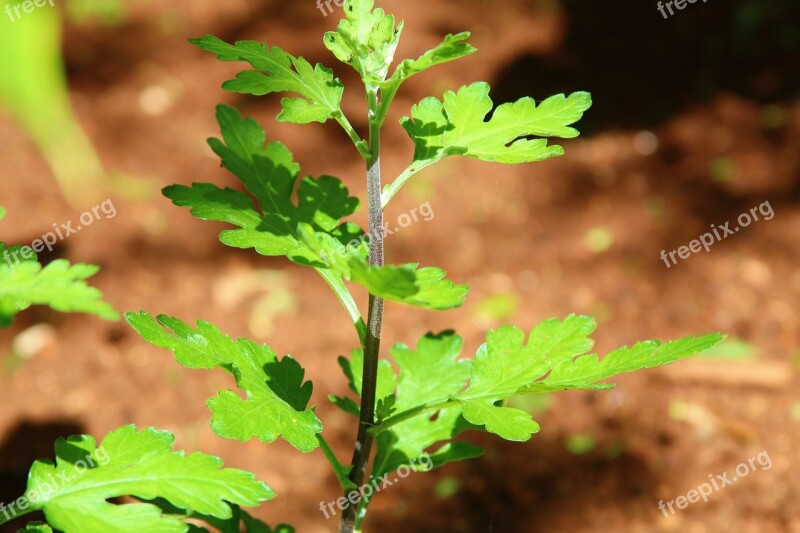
[1,1,799,532]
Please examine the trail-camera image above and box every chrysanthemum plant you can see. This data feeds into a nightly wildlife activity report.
[1,2,723,532]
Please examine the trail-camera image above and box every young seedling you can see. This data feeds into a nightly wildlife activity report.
[129,2,726,531]
[3,1,724,532]
[123,1,724,532]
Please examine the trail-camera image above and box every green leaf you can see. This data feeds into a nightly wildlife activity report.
[387,32,475,87]
[346,261,469,311]
[393,265,469,310]
[163,105,360,265]
[451,317,603,441]
[213,104,358,233]
[384,83,592,206]
[140,500,292,533]
[373,411,482,478]
[324,0,402,81]
[301,230,468,309]
[392,332,470,409]
[17,523,52,533]
[334,332,483,476]
[0,258,118,328]
[460,401,538,442]
[425,442,485,470]
[453,317,724,441]
[243,515,295,533]
[339,349,397,401]
[402,82,592,165]
[375,394,397,423]
[379,32,476,111]
[167,105,468,312]
[328,394,361,417]
[522,333,728,393]
[458,316,597,401]
[372,332,481,477]
[21,425,273,533]
[126,311,322,452]
[330,347,396,418]
[373,317,724,445]
[189,35,343,124]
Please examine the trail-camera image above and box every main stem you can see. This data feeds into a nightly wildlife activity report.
[339,86,384,533]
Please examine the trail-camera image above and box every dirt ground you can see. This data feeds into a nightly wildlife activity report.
[1,0,799,531]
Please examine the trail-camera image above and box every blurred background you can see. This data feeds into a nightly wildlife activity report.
[1,0,799,531]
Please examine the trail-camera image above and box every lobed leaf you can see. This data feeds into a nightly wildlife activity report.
[21,425,273,533]
[402,82,592,165]
[454,317,724,441]
[379,32,476,109]
[386,32,476,88]
[324,0,403,81]
[190,36,343,124]
[522,334,728,393]
[163,105,359,268]
[368,317,724,449]
[17,524,53,533]
[0,255,118,328]
[346,260,468,311]
[140,500,293,533]
[166,105,467,312]
[338,348,398,402]
[364,333,483,477]
[301,229,468,309]
[391,332,470,410]
[458,316,597,401]
[126,312,322,452]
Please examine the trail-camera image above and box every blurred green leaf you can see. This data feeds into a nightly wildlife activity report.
[434,477,460,499]
[584,226,614,254]
[565,434,597,455]
[474,293,519,322]
[698,338,758,360]
[0,257,118,328]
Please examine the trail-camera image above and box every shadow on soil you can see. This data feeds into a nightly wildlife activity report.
[0,420,85,533]
[492,0,800,134]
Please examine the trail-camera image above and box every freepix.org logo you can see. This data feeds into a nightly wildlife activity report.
[3,0,56,23]
[2,199,117,268]
[0,446,111,521]
[316,0,345,17]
